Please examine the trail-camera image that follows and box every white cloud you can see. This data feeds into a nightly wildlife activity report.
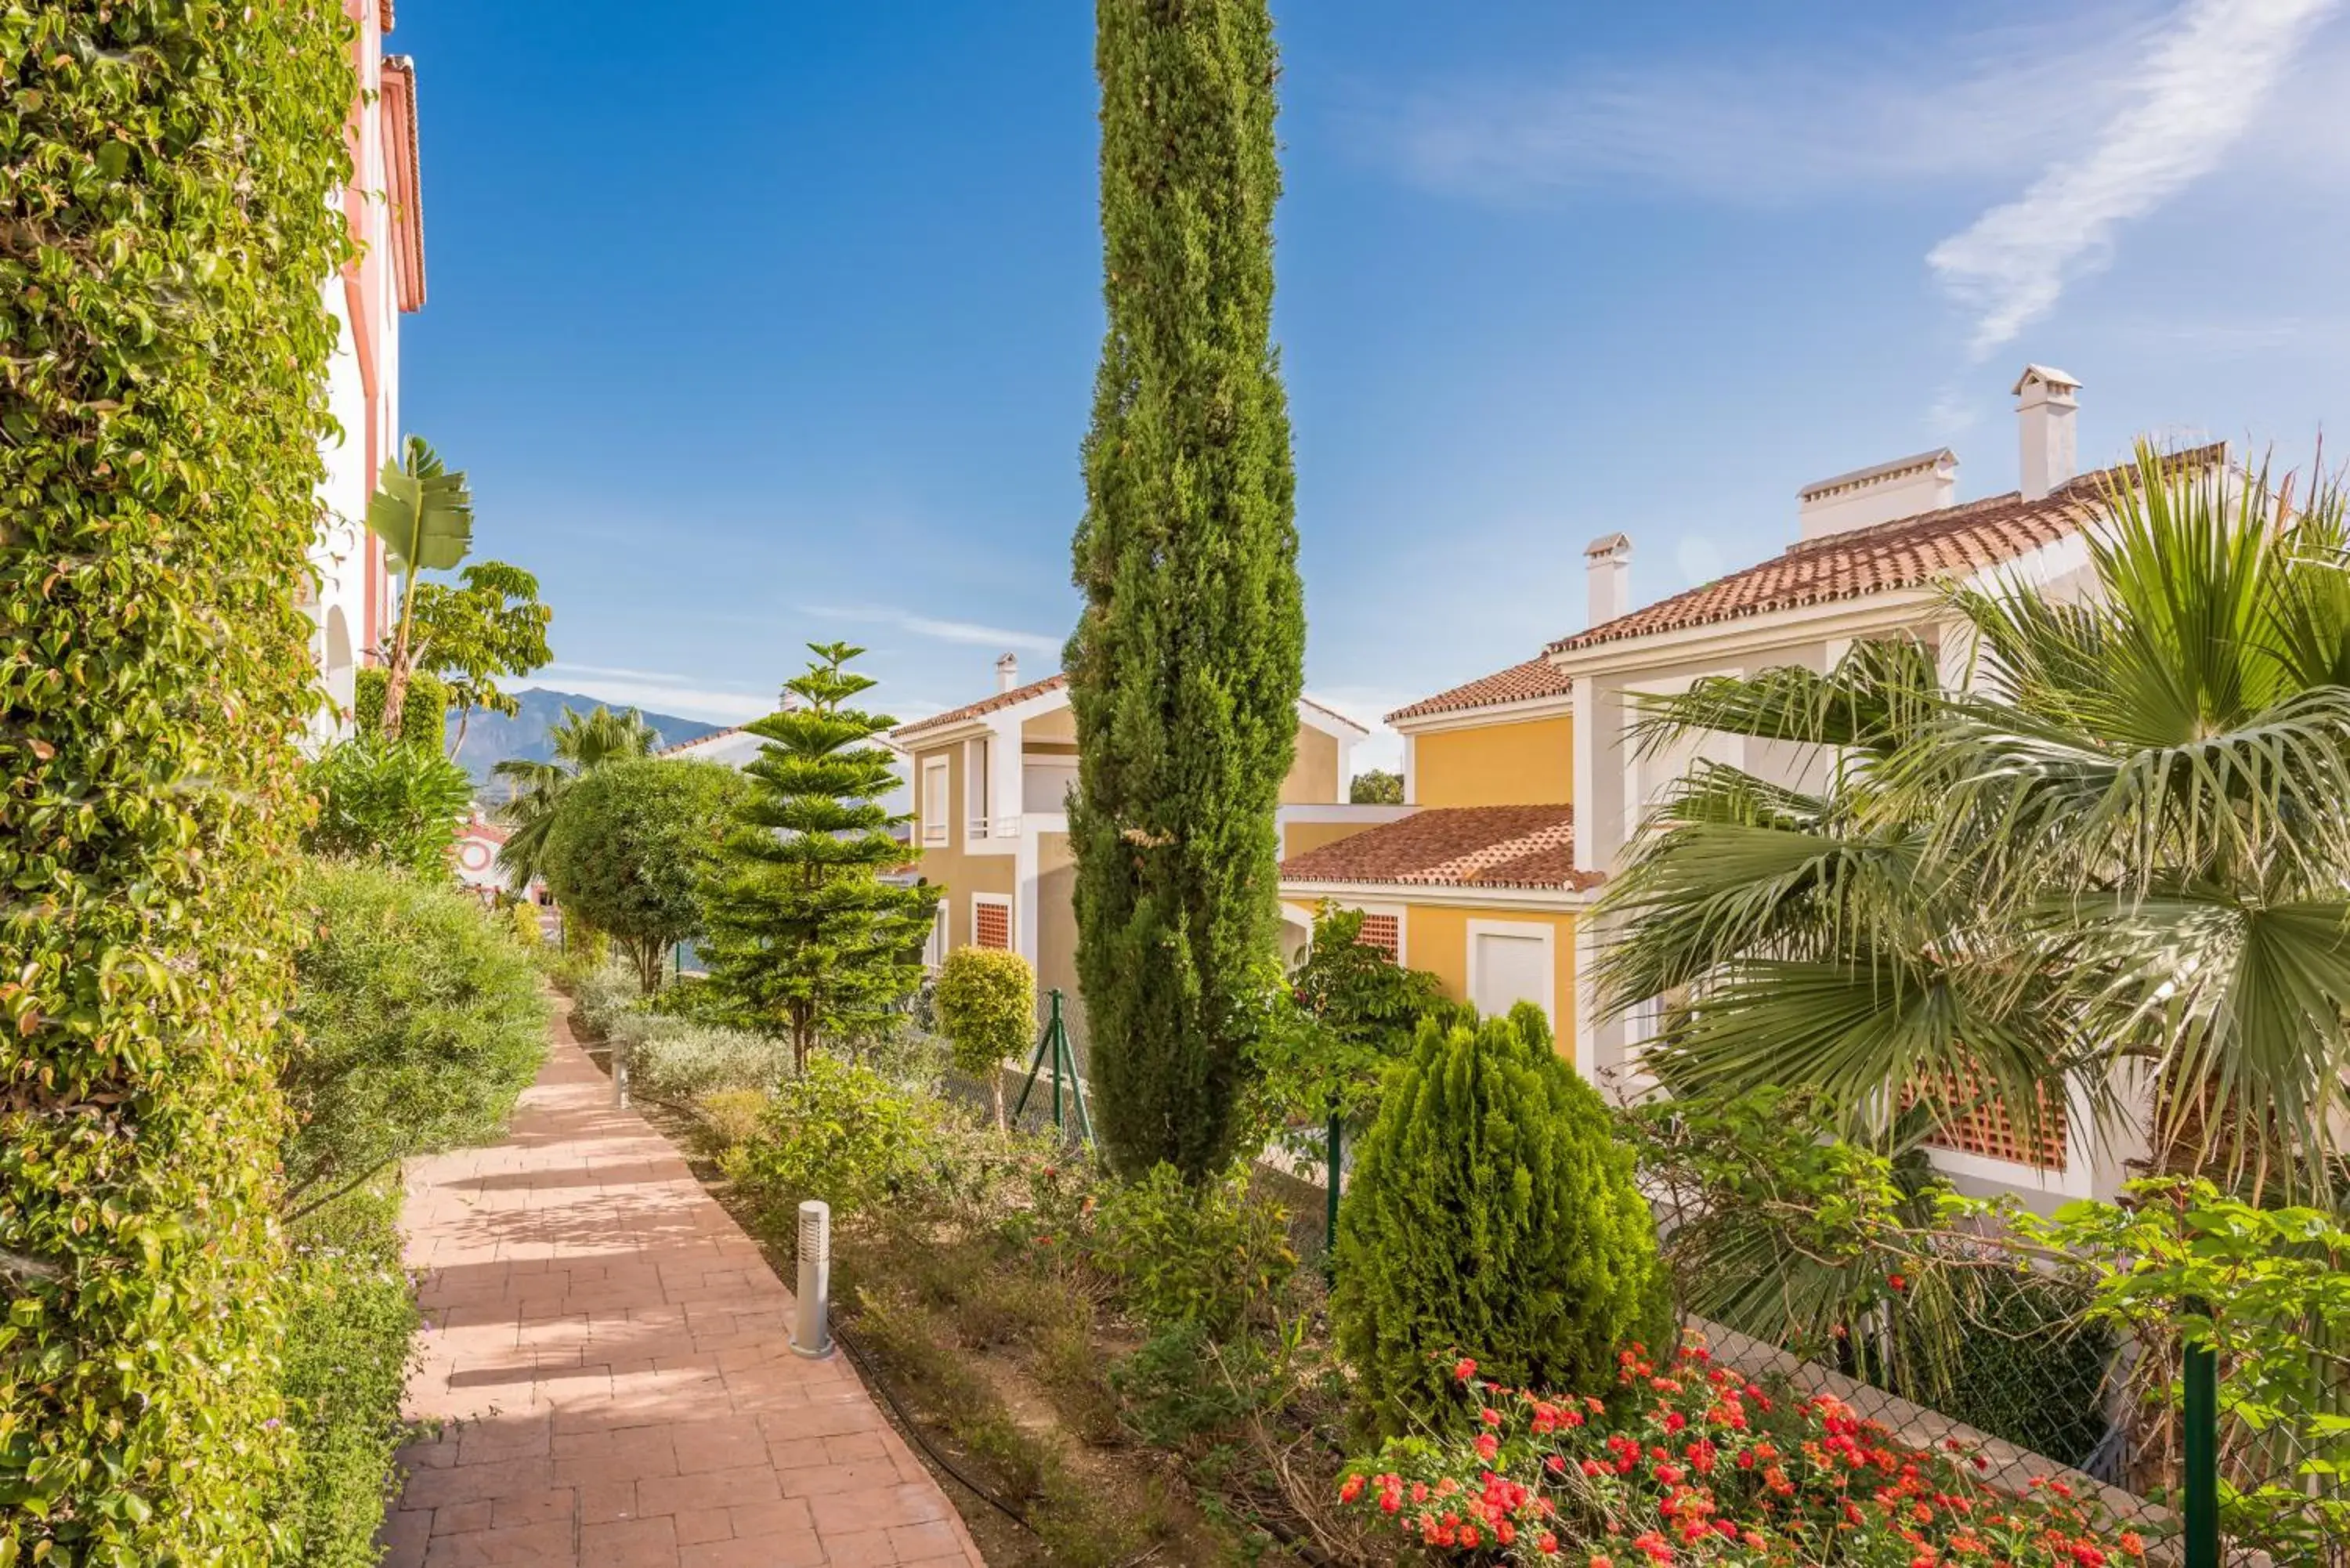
[535,665,776,724]
[1929,0,2341,357]
[1370,9,2155,204]
[800,603,1064,656]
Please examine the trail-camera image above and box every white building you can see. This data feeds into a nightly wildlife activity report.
[1552,366,2218,1206]
[308,1,426,733]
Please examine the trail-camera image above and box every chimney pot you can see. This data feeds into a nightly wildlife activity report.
[1584,532,1632,630]
[994,652,1019,694]
[2012,363,2081,501]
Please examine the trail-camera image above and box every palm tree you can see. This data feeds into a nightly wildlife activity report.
[363,435,475,738]
[1600,443,2350,1196]
[491,703,662,891]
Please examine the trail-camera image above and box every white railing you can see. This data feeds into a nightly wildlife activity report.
[921,822,947,847]
[992,813,1022,839]
[968,816,991,841]
[961,814,1027,843]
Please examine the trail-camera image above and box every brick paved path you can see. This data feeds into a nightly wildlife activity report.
[380,1016,987,1568]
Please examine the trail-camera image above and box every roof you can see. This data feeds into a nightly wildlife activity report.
[654,724,748,757]
[380,56,424,313]
[891,673,1366,742]
[1386,656,1572,725]
[1548,446,2227,654]
[891,673,1069,741]
[460,817,510,845]
[1278,804,1602,892]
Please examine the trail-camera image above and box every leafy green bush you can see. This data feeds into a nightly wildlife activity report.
[721,1055,945,1221]
[1,4,358,1552]
[606,1009,784,1102]
[270,1185,418,1568]
[1332,1003,1670,1434]
[352,665,451,748]
[508,898,544,947]
[303,732,475,875]
[540,757,747,993]
[1094,1163,1295,1337]
[935,946,1036,1128]
[284,860,549,1216]
[568,961,645,1040]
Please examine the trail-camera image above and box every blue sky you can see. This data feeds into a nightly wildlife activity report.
[393,0,2350,771]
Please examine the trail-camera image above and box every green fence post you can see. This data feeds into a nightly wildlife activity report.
[2182,1310,2219,1568]
[1323,1095,1342,1282]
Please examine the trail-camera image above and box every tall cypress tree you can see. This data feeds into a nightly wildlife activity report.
[1068,0,1305,1180]
[701,644,941,1073]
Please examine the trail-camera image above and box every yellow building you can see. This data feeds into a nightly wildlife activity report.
[1277,656,1590,1042]
[893,656,1371,1050]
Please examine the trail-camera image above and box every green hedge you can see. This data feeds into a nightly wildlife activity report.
[284,860,549,1216]
[352,666,450,750]
[0,4,359,1557]
[269,1187,418,1568]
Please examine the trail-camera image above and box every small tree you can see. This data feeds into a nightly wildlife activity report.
[936,947,1036,1130]
[1348,768,1403,804]
[303,732,474,876]
[361,435,475,737]
[408,561,553,752]
[491,703,661,891]
[1332,1004,1670,1435]
[540,758,747,993]
[700,643,941,1073]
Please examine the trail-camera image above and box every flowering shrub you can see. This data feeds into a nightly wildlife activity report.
[1340,1346,2154,1566]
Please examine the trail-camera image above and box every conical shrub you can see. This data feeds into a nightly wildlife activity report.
[1332,1003,1670,1433]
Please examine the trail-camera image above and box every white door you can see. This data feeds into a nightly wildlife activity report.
[1471,930,1552,1024]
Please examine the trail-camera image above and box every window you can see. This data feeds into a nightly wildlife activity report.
[924,905,947,969]
[965,739,990,837]
[921,758,949,847]
[1467,919,1556,1031]
[974,897,1010,951]
[1356,913,1401,960]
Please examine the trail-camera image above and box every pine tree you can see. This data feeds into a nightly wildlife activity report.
[1068,0,1306,1180]
[701,644,941,1072]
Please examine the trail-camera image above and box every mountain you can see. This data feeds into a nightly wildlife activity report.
[449,687,728,793]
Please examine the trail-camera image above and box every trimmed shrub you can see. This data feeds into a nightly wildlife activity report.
[569,961,645,1041]
[1332,1004,1670,1434]
[721,1056,943,1223]
[270,1185,418,1568]
[540,757,747,994]
[606,1010,783,1103]
[352,664,451,749]
[1,5,358,1552]
[935,946,1036,1129]
[1093,1163,1295,1337]
[284,861,549,1216]
[508,898,544,947]
[303,732,475,876]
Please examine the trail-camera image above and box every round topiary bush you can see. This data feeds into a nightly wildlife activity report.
[1332,1003,1670,1435]
[935,946,1036,1129]
[540,757,748,995]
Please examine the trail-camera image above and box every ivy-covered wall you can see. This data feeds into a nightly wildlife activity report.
[0,4,358,1558]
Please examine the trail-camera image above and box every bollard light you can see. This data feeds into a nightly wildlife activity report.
[791,1200,833,1358]
[612,1041,628,1109]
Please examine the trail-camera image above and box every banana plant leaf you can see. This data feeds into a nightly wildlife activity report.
[365,439,474,575]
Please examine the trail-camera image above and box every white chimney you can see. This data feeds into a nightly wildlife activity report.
[994,652,1019,693]
[1797,450,1958,540]
[1585,532,1631,630]
[2012,364,2081,500]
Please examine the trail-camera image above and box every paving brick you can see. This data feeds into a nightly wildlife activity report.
[386,1021,980,1566]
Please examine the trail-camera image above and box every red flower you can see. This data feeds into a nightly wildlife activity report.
[1480,1406,1504,1427]
[1339,1474,1364,1504]
[1454,1357,1478,1383]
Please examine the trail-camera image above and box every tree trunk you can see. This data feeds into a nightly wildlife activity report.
[992,1074,1007,1134]
[378,573,418,737]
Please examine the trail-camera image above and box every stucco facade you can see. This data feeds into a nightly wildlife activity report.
[895,663,1370,1053]
[309,0,425,737]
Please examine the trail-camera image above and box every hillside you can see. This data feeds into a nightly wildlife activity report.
[450,687,726,794]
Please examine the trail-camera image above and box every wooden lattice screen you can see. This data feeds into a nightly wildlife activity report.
[1355,913,1401,960]
[974,901,1010,951]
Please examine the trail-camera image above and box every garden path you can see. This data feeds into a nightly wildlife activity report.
[379,1012,986,1568]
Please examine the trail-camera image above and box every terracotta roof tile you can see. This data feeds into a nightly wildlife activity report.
[1547,446,2226,653]
[891,674,1069,740]
[1279,805,1601,892]
[1387,657,1573,724]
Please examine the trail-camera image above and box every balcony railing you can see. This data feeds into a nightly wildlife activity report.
[967,814,1024,841]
